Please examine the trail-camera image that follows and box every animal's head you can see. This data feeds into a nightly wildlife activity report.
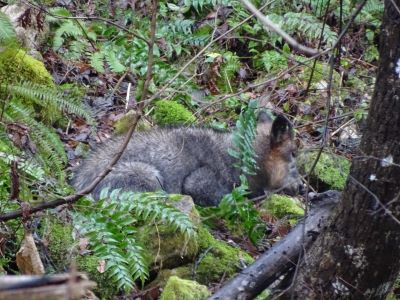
[256,112,302,196]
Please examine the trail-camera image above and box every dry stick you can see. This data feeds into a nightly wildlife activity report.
[0,0,159,223]
[239,0,319,56]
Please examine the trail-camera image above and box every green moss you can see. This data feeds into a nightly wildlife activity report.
[262,195,304,225]
[298,151,351,190]
[76,254,117,299]
[195,227,253,284]
[0,48,65,124]
[149,265,193,288]
[153,100,195,126]
[0,48,54,86]
[41,217,75,271]
[159,276,210,300]
[137,223,199,270]
[114,111,151,134]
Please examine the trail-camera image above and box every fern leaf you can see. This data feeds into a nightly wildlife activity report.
[0,11,17,45]
[6,81,94,123]
[105,50,126,73]
[53,21,83,50]
[90,51,106,73]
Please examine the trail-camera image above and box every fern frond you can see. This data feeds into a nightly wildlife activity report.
[269,12,337,47]
[0,11,17,45]
[117,190,197,237]
[4,102,67,180]
[170,19,194,34]
[5,81,94,123]
[183,0,228,11]
[73,189,197,292]
[53,20,83,50]
[90,51,105,73]
[228,100,258,176]
[104,50,126,73]
[46,7,72,23]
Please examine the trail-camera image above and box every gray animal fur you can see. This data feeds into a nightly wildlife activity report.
[72,116,301,206]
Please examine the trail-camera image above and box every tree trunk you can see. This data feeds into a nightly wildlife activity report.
[284,1,400,298]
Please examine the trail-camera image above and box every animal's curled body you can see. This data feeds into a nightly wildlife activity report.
[72,114,301,206]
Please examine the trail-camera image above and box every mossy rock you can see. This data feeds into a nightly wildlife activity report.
[159,276,210,300]
[0,48,54,86]
[114,110,152,134]
[262,194,304,225]
[298,151,350,190]
[136,195,200,270]
[153,100,195,126]
[195,227,253,284]
[0,47,65,124]
[149,265,193,289]
[147,224,253,287]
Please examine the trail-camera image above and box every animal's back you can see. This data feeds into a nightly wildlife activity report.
[72,127,239,205]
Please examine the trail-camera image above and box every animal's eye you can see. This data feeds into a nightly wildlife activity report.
[292,151,297,158]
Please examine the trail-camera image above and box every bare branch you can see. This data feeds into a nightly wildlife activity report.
[239,0,319,56]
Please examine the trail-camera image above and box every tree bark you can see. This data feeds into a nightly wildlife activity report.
[283,1,400,298]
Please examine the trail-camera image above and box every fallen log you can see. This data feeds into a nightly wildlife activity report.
[0,272,96,300]
[208,190,341,300]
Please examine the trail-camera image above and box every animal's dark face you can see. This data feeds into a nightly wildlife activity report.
[260,115,302,195]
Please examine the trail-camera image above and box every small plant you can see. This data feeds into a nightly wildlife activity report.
[153,100,196,126]
[74,189,197,293]
[204,101,264,243]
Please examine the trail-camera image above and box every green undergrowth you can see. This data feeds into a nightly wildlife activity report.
[153,100,196,126]
[159,276,210,300]
[298,151,351,190]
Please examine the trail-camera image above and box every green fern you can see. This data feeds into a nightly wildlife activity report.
[90,52,106,73]
[204,101,264,243]
[3,102,67,181]
[0,80,93,181]
[104,50,126,73]
[254,50,288,73]
[6,81,93,124]
[183,0,230,11]
[228,100,258,176]
[309,0,383,27]
[74,189,197,293]
[0,11,17,45]
[53,20,84,50]
[268,12,337,47]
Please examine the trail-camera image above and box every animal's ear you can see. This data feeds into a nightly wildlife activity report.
[257,111,273,123]
[270,115,293,146]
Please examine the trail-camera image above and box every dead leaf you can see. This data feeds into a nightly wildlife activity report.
[97,260,106,273]
[79,238,89,255]
[16,231,44,275]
